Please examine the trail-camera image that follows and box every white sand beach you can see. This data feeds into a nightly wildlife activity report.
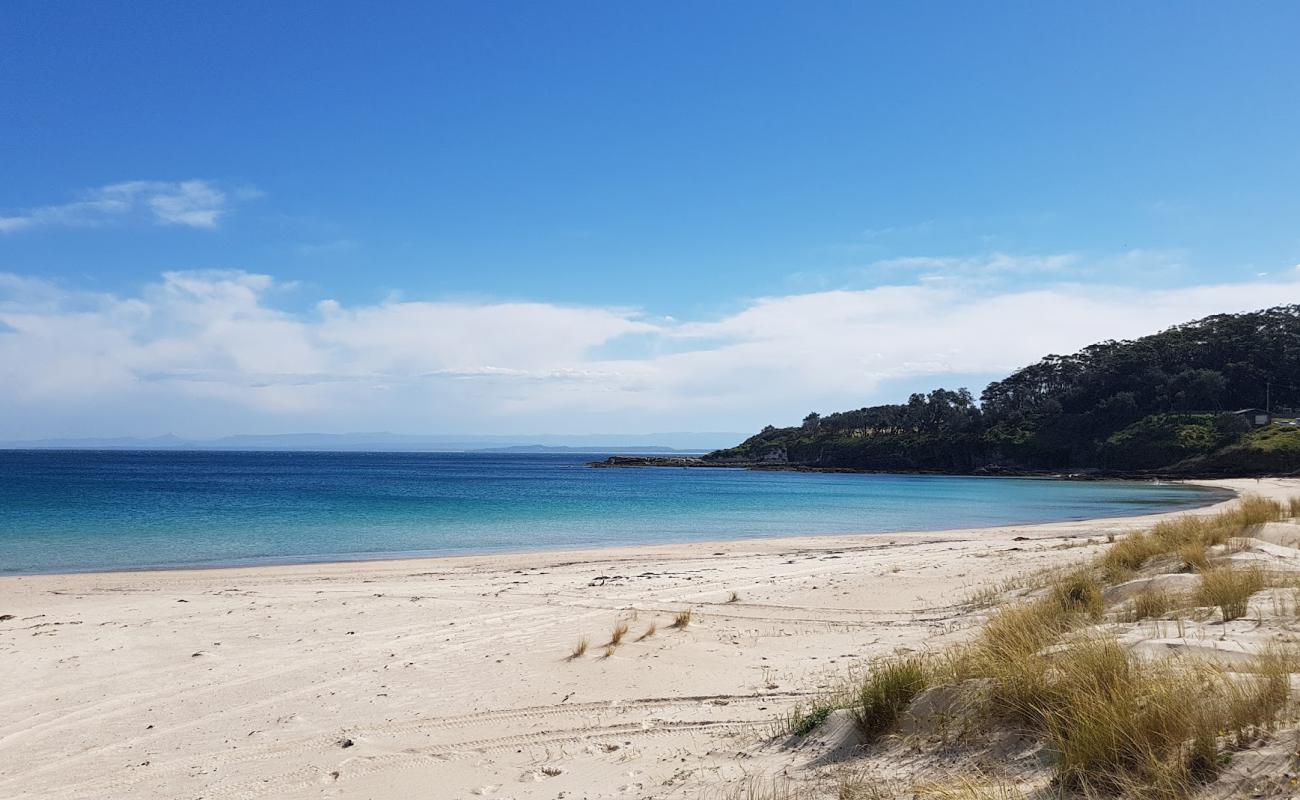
[1,478,1295,800]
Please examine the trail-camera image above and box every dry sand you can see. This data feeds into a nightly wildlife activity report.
[1,478,1293,799]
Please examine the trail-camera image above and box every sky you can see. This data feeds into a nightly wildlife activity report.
[2,2,1300,440]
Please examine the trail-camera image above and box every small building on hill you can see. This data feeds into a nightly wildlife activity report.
[1232,408,1272,427]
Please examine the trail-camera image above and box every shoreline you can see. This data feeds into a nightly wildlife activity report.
[2,478,1237,580]
[0,478,1234,580]
[1,477,1290,800]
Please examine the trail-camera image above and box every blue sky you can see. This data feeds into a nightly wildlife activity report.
[2,3,1300,439]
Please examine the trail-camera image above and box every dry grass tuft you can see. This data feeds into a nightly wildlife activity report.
[948,599,1074,722]
[719,772,895,800]
[718,776,808,800]
[1130,588,1177,621]
[727,590,740,603]
[638,619,657,640]
[1289,496,1300,518]
[912,774,1027,799]
[609,620,629,646]
[1177,541,1208,572]
[1040,639,1198,795]
[1100,532,1163,581]
[1027,637,1290,795]
[672,608,693,629]
[1196,564,1266,622]
[852,656,929,742]
[568,635,588,659]
[1051,569,1104,620]
[601,643,616,659]
[1232,494,1283,527]
[1100,497,1289,583]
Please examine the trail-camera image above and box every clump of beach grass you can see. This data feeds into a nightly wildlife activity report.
[852,656,929,742]
[783,696,842,738]
[1100,532,1165,581]
[1100,496,1289,583]
[1177,541,1209,572]
[1040,638,1203,795]
[1129,587,1178,621]
[912,774,1027,800]
[720,769,895,800]
[1197,564,1266,622]
[1051,569,1104,621]
[601,643,616,659]
[1050,638,1297,795]
[727,590,740,603]
[672,608,693,629]
[1231,494,1283,527]
[948,599,1074,722]
[638,619,657,640]
[949,630,1294,796]
[568,635,589,659]
[609,620,629,646]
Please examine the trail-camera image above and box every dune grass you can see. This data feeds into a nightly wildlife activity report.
[568,635,588,659]
[939,498,1295,793]
[1051,569,1105,620]
[638,619,657,640]
[1099,532,1166,581]
[672,608,693,629]
[1100,496,1284,583]
[1046,638,1296,796]
[852,656,929,742]
[951,622,1295,795]
[784,698,841,738]
[609,620,629,645]
[1177,541,1209,572]
[1129,587,1178,621]
[720,772,893,800]
[761,496,1300,797]
[912,775,1026,800]
[727,590,741,603]
[1196,564,1267,622]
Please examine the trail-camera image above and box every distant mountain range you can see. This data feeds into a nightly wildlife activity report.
[0,431,743,453]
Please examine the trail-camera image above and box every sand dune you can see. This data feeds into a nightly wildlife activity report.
[0,478,1292,799]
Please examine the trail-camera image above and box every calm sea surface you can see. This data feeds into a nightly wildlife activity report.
[0,451,1228,574]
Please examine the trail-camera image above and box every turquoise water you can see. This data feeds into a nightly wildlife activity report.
[0,451,1227,574]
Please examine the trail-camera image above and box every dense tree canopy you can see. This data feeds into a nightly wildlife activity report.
[707,306,1300,474]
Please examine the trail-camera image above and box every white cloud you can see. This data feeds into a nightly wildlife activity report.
[870,252,1081,275]
[0,180,241,232]
[1,263,1298,436]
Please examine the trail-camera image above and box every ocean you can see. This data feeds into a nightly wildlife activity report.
[0,450,1227,574]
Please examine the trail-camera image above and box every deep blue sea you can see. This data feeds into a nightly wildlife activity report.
[0,451,1228,575]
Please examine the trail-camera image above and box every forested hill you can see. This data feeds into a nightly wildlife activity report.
[705,306,1300,476]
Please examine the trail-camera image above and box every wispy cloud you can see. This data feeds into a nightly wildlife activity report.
[0,180,248,233]
[0,258,1297,436]
[871,252,1081,276]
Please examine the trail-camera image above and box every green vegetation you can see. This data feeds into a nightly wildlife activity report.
[707,306,1300,474]
[1181,424,1300,474]
[852,657,929,741]
[784,699,840,738]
